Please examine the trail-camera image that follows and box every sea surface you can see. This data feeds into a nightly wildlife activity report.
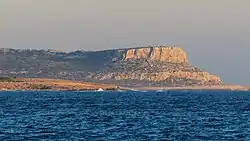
[0,90,250,141]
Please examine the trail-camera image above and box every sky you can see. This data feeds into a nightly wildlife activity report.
[1,0,250,85]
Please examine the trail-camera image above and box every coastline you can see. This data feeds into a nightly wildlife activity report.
[0,78,248,92]
[0,78,118,91]
[121,85,249,91]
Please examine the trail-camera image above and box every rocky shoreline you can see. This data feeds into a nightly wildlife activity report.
[0,77,247,92]
[0,78,118,91]
[122,85,249,91]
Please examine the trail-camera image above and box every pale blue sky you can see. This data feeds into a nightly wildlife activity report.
[1,0,250,84]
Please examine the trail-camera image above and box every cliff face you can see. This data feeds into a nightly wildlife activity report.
[122,47,188,63]
[95,46,222,86]
[91,51,223,87]
[0,46,223,87]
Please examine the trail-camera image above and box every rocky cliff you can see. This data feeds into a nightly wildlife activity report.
[0,46,223,87]
[122,46,188,63]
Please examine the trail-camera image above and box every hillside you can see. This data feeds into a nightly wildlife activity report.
[0,46,223,87]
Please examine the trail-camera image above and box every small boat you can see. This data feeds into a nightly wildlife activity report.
[96,88,104,92]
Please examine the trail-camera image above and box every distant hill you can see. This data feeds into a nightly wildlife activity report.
[0,46,223,87]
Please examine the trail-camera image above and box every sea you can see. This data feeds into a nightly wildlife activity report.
[0,90,249,141]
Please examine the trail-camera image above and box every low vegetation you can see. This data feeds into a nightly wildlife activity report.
[0,76,23,82]
[27,84,52,90]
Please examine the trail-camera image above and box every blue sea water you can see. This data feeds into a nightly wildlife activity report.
[0,90,250,141]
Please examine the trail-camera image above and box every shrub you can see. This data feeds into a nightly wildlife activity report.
[0,76,16,82]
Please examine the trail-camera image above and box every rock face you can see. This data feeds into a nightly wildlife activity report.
[89,46,222,87]
[0,46,223,87]
[123,47,188,63]
[92,55,222,87]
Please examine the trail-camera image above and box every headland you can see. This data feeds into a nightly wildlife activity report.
[0,46,247,91]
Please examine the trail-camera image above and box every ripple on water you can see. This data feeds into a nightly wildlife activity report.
[0,90,249,140]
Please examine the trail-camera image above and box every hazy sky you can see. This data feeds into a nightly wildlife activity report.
[1,0,250,85]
